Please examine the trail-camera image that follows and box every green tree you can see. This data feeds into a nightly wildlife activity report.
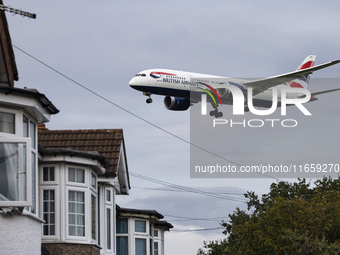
[198,178,340,255]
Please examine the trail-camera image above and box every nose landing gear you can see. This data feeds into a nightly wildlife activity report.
[143,92,153,104]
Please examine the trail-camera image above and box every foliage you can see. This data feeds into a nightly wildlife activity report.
[198,178,340,255]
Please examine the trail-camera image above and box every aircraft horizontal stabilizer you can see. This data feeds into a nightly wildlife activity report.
[311,88,340,96]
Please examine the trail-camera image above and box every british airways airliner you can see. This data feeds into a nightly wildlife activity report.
[129,56,340,117]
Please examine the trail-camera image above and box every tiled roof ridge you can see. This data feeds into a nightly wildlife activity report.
[38,128,125,176]
[39,128,123,133]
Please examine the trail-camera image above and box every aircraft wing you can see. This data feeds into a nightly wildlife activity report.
[243,59,340,96]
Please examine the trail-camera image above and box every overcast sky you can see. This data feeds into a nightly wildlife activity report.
[6,1,340,254]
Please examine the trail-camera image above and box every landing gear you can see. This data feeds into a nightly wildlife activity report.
[143,92,153,104]
[210,108,223,118]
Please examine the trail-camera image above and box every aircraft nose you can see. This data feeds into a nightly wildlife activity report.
[129,77,137,87]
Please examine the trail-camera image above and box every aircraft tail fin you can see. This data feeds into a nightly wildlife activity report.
[289,55,316,89]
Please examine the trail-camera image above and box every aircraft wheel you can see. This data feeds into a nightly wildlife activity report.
[146,98,153,104]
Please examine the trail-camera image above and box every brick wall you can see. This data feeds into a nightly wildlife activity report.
[42,243,100,255]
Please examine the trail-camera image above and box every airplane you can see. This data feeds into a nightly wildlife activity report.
[129,56,340,117]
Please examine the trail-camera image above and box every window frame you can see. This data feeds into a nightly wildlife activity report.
[153,241,159,255]
[42,166,56,183]
[66,187,88,240]
[134,219,147,234]
[91,191,98,243]
[41,187,58,238]
[0,108,19,135]
[0,137,32,207]
[135,237,148,255]
[104,187,114,252]
[22,115,38,215]
[66,166,87,187]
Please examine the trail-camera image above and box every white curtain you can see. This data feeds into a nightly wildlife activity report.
[0,143,26,201]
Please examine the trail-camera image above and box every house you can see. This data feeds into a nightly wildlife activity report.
[0,5,172,255]
[116,206,173,255]
[38,129,130,255]
[0,86,59,254]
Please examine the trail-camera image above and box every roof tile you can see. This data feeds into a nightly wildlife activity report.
[38,129,125,175]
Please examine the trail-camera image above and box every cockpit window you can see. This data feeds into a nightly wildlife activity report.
[135,73,146,77]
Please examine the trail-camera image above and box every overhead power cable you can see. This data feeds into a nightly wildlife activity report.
[132,186,252,196]
[130,172,246,203]
[12,44,281,181]
[164,214,227,222]
[168,227,224,233]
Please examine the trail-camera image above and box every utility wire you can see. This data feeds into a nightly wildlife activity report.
[132,186,253,196]
[168,227,224,233]
[130,172,246,203]
[12,44,281,181]
[164,214,227,222]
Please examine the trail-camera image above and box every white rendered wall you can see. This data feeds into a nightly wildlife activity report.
[0,213,42,255]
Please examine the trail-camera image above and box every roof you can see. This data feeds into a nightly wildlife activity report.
[38,145,110,169]
[0,1,19,87]
[38,129,127,177]
[0,87,59,115]
[116,205,164,219]
[154,220,174,230]
[116,205,173,231]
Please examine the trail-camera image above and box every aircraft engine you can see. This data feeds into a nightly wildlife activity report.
[164,96,190,111]
[217,88,230,98]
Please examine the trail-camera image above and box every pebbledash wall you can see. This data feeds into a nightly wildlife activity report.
[0,213,43,255]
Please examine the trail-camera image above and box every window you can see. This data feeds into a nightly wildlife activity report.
[91,194,97,241]
[91,172,96,189]
[68,168,85,183]
[0,138,31,206]
[68,191,85,236]
[117,218,128,255]
[107,208,111,250]
[154,230,158,237]
[0,111,15,134]
[154,242,159,255]
[23,116,37,214]
[117,218,128,233]
[135,220,146,233]
[135,238,147,255]
[43,167,55,182]
[117,236,128,255]
[43,190,55,235]
[106,189,111,202]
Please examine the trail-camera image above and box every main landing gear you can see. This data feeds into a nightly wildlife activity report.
[143,92,153,104]
[210,107,223,118]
